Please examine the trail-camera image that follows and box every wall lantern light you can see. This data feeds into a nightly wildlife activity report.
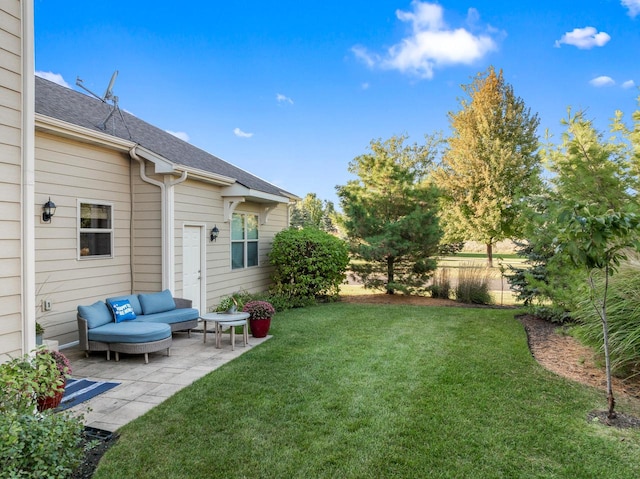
[210,225,219,242]
[42,197,57,223]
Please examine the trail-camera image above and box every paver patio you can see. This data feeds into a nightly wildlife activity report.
[61,327,270,432]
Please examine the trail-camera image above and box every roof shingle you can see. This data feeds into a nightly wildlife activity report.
[35,76,296,199]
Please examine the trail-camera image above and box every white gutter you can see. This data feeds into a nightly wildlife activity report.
[35,114,135,151]
[129,146,187,293]
[22,0,36,354]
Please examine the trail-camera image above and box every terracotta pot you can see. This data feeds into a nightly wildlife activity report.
[37,380,65,411]
[249,318,271,338]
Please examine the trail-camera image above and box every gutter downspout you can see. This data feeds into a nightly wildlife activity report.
[129,146,187,293]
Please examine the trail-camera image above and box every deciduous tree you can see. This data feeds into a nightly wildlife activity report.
[434,67,541,267]
[557,206,640,418]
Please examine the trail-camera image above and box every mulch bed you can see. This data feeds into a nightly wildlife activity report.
[71,428,119,479]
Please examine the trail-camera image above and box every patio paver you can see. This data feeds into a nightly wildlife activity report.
[61,328,269,432]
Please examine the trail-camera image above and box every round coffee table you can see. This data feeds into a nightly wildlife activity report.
[200,312,250,350]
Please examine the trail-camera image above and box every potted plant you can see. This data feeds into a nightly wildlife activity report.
[35,348,71,411]
[215,293,245,314]
[36,322,45,345]
[242,300,275,338]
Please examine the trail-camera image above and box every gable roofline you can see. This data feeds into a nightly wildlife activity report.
[35,76,300,203]
[35,107,298,203]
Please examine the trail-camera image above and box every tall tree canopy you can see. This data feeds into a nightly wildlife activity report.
[434,66,541,266]
[545,109,634,213]
[336,134,442,295]
[290,193,338,232]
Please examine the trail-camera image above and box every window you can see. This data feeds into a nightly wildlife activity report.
[231,212,259,269]
[78,201,113,259]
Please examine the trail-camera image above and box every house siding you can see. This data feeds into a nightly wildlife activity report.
[0,1,26,361]
[34,131,133,346]
[131,162,162,293]
[174,179,288,311]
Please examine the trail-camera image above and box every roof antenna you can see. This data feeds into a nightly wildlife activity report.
[75,71,131,138]
[76,70,118,103]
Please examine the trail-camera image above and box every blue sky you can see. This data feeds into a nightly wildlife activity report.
[34,0,639,206]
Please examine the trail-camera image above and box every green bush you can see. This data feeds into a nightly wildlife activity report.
[455,263,492,305]
[572,260,640,374]
[0,408,85,478]
[0,351,86,478]
[268,227,349,307]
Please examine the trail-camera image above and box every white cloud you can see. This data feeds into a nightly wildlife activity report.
[352,45,377,67]
[555,27,610,49]
[276,93,294,105]
[622,0,640,17]
[233,127,254,138]
[622,80,636,89]
[589,76,615,87]
[352,1,498,80]
[166,130,190,142]
[35,71,71,88]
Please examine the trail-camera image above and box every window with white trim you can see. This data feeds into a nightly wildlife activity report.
[231,212,259,269]
[78,201,113,259]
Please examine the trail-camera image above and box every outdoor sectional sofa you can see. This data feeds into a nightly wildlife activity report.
[77,290,199,363]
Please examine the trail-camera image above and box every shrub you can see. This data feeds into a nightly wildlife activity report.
[0,350,86,478]
[0,408,86,478]
[455,263,492,305]
[269,227,349,305]
[430,267,452,299]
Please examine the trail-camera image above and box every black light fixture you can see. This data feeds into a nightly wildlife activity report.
[42,197,56,223]
[210,225,219,242]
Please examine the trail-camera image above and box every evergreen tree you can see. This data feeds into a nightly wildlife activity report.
[434,66,541,267]
[336,134,442,295]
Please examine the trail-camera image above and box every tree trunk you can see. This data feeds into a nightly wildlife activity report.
[486,243,494,268]
[601,266,616,419]
[386,256,395,295]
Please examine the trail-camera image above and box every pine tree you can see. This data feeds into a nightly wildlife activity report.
[337,134,442,295]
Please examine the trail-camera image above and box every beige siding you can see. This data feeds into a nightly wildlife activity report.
[0,1,24,360]
[35,132,133,345]
[174,179,289,312]
[131,161,162,292]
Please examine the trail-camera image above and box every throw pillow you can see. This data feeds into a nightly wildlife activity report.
[78,301,113,329]
[107,299,137,323]
[138,289,176,315]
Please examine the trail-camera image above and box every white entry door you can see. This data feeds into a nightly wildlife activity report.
[183,226,202,311]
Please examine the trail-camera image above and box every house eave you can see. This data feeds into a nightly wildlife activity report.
[34,115,238,186]
[35,113,135,151]
[221,183,293,204]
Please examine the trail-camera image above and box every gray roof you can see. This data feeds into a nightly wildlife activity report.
[35,76,296,199]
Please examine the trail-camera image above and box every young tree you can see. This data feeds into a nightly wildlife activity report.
[557,206,640,419]
[509,109,638,321]
[434,67,541,267]
[336,134,442,295]
[546,109,634,213]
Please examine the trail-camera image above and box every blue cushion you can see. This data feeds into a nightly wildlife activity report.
[138,290,176,315]
[107,299,137,323]
[105,294,143,316]
[136,308,199,325]
[78,301,113,329]
[87,322,171,343]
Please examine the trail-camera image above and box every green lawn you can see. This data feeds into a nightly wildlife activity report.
[94,303,640,478]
